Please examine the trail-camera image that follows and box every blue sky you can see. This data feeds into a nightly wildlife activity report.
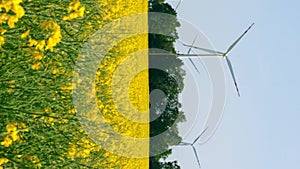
[165,0,300,168]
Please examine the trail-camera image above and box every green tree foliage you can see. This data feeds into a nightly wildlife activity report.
[149,0,186,168]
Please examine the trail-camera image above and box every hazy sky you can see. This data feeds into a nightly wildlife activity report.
[165,0,300,168]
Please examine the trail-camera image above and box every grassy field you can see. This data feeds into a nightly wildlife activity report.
[0,0,148,168]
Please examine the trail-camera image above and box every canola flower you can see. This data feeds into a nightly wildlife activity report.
[29,50,43,60]
[0,0,24,48]
[21,30,30,39]
[28,20,62,52]
[0,36,4,47]
[31,62,41,70]
[42,20,63,51]
[0,158,9,169]
[63,0,85,21]
[0,0,25,28]
[0,122,28,147]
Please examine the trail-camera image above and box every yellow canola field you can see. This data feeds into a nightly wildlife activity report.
[93,0,149,168]
[0,0,149,168]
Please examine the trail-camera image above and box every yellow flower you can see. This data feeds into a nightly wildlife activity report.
[40,21,62,51]
[0,3,10,12]
[63,14,75,21]
[28,39,45,51]
[61,84,73,91]
[44,107,52,113]
[0,13,9,23]
[7,15,18,28]
[0,36,5,47]
[68,0,81,13]
[63,0,85,20]
[47,117,54,123]
[36,163,42,169]
[0,0,24,29]
[19,123,29,132]
[0,158,9,166]
[31,51,43,60]
[68,109,76,114]
[52,69,59,74]
[31,156,42,168]
[0,28,6,35]
[1,137,12,147]
[81,149,90,158]
[6,123,17,132]
[36,40,45,51]
[9,131,19,141]
[68,144,77,159]
[78,6,85,17]
[6,88,13,93]
[32,62,41,70]
[11,4,25,18]
[46,30,62,51]
[62,16,68,21]
[21,30,30,39]
[28,39,38,46]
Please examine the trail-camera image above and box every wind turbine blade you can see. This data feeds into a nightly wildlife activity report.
[187,36,201,73]
[175,0,182,10]
[192,146,201,168]
[178,54,222,57]
[187,36,198,54]
[183,44,224,55]
[225,23,255,54]
[180,141,192,146]
[188,58,201,73]
[226,58,240,97]
[193,127,208,144]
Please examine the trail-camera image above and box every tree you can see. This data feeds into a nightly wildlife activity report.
[149,0,185,168]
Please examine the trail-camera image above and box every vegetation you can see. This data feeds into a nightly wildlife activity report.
[0,0,148,168]
[0,0,184,168]
[149,0,185,168]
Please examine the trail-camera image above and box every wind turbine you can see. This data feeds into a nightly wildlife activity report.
[183,23,255,97]
[176,127,208,168]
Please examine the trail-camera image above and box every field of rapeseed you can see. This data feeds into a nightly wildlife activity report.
[0,0,148,168]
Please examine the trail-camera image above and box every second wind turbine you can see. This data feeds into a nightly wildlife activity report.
[182,23,255,97]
